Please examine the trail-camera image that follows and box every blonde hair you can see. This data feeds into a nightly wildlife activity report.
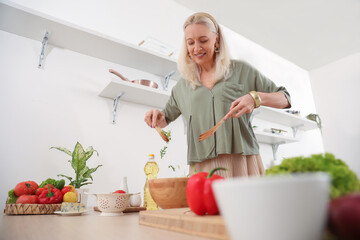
[177,12,232,88]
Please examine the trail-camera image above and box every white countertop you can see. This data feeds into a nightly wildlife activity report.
[0,210,208,240]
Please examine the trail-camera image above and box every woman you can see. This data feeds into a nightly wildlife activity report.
[144,12,291,178]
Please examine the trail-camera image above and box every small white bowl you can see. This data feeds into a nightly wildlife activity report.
[86,193,133,216]
[130,193,141,207]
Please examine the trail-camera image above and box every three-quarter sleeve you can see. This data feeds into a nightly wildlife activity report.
[162,89,181,125]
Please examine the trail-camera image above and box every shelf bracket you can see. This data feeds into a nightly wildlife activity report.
[269,141,285,167]
[112,92,125,124]
[291,124,304,138]
[161,71,176,91]
[38,31,50,69]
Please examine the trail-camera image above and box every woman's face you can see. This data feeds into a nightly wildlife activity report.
[185,23,218,67]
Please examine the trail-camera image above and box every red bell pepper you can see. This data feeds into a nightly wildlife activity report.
[38,186,63,204]
[43,184,54,189]
[187,167,226,215]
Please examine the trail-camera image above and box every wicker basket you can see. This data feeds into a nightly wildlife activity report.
[4,204,61,215]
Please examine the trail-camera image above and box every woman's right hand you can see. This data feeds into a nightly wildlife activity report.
[144,109,167,128]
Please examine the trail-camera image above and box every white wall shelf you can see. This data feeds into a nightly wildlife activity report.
[253,106,318,137]
[254,130,299,164]
[252,106,318,166]
[252,106,318,165]
[0,1,179,79]
[99,80,170,109]
[254,131,299,145]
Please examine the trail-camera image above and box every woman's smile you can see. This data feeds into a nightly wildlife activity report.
[194,52,206,57]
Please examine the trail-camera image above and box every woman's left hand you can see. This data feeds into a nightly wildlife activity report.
[224,94,255,120]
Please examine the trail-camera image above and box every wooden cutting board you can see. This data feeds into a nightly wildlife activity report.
[139,208,230,240]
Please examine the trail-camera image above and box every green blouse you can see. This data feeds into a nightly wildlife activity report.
[163,60,291,165]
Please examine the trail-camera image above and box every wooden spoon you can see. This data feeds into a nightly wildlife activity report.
[155,127,169,142]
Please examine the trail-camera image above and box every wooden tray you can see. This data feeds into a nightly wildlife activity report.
[139,208,230,240]
[4,204,61,215]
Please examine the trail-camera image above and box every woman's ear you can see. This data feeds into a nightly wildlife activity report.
[215,33,220,48]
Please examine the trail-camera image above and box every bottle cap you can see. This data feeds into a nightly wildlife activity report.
[148,154,154,157]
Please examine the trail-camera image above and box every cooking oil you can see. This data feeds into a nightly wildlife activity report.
[144,154,159,210]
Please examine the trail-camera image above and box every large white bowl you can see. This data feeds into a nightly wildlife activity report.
[213,173,330,240]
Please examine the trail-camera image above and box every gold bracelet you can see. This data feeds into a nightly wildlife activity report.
[249,91,261,108]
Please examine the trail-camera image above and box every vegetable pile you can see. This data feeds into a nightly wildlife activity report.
[266,153,360,198]
[7,178,78,205]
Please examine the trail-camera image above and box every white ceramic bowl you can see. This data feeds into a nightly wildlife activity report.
[86,193,132,216]
[213,173,330,240]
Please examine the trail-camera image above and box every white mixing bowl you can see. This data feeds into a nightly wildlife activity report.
[213,173,330,240]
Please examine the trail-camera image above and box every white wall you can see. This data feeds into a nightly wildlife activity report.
[309,53,360,177]
[0,30,189,209]
[0,0,324,210]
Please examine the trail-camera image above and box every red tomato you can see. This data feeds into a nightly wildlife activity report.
[61,186,72,195]
[113,190,126,194]
[16,195,39,204]
[14,181,39,196]
[35,188,45,196]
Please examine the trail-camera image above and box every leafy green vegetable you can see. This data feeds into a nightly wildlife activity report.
[38,178,65,190]
[51,142,102,189]
[55,179,65,189]
[162,130,172,141]
[39,178,57,188]
[160,146,168,159]
[266,153,360,198]
[160,130,171,160]
[7,189,18,204]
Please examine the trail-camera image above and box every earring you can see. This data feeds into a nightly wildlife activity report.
[215,42,220,53]
[187,53,193,61]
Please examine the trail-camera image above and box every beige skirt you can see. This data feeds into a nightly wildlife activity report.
[189,154,265,178]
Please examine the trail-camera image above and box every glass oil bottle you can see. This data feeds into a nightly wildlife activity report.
[143,154,159,210]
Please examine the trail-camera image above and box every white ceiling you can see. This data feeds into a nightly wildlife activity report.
[175,0,360,71]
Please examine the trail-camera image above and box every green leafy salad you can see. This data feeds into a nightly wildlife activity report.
[266,153,360,198]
